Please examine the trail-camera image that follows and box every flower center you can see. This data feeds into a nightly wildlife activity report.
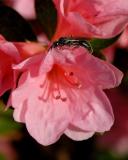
[64,71,82,88]
[39,65,82,102]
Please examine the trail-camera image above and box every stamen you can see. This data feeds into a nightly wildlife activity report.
[64,71,82,88]
[38,80,50,101]
[52,87,61,99]
[40,78,47,88]
[59,89,67,102]
[38,66,67,102]
[55,95,61,99]
[52,70,67,102]
[38,66,82,102]
[69,72,74,76]
[61,97,67,102]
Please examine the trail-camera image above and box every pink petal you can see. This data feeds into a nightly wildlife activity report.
[13,54,44,72]
[53,0,128,38]
[12,74,71,145]
[0,40,21,95]
[14,42,46,59]
[65,125,94,141]
[13,99,28,123]
[6,0,36,20]
[0,41,21,62]
[67,87,114,132]
[0,70,13,96]
[73,48,123,89]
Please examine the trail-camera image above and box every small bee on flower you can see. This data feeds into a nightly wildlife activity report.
[50,37,93,53]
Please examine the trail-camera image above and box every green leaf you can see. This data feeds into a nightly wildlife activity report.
[90,33,121,52]
[0,117,21,135]
[0,101,21,135]
[35,0,57,39]
[92,51,106,60]
[0,5,37,41]
[0,154,6,160]
[95,150,124,160]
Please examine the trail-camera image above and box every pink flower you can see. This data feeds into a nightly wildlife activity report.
[0,35,46,96]
[53,0,128,39]
[5,0,35,20]
[97,89,128,155]
[0,35,21,96]
[14,41,46,59]
[11,47,123,145]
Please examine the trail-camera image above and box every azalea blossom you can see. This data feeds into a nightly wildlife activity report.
[11,46,123,145]
[0,35,46,96]
[53,0,128,39]
[0,35,20,96]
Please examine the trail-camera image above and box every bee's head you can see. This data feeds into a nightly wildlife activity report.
[58,37,67,44]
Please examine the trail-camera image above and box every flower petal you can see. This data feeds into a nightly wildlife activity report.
[67,87,114,132]
[73,48,123,89]
[6,0,36,20]
[65,125,94,141]
[12,74,71,145]
[54,0,128,38]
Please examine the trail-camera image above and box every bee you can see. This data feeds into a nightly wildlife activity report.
[50,37,93,53]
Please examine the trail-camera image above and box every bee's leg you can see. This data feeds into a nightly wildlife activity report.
[81,41,93,53]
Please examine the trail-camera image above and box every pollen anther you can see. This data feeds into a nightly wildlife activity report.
[64,71,82,88]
